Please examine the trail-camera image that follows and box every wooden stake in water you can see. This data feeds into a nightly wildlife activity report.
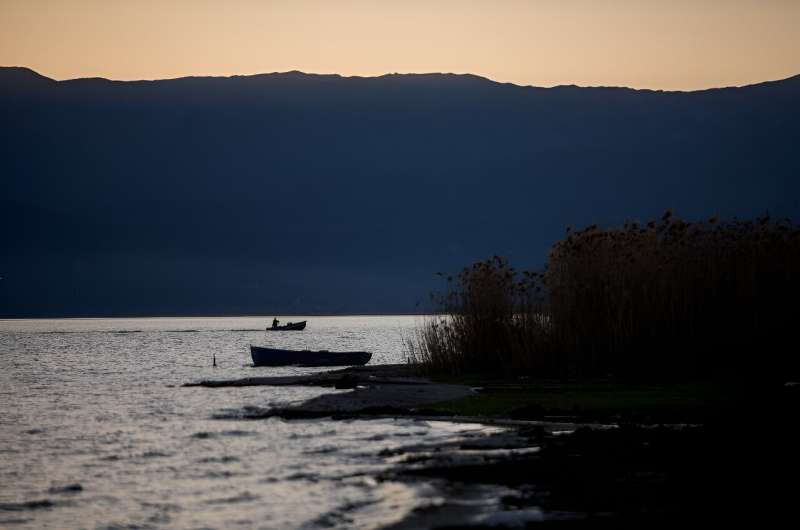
[213,353,217,367]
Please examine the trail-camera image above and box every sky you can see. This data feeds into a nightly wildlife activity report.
[1,0,799,90]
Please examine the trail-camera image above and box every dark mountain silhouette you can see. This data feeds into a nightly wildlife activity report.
[1,67,799,317]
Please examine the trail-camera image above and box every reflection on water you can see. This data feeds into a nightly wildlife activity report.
[0,316,502,529]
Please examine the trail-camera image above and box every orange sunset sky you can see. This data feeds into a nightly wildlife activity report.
[1,0,799,90]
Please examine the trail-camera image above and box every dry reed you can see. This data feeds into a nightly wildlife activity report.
[408,213,800,380]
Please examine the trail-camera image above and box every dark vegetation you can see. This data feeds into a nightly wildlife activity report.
[408,213,800,381]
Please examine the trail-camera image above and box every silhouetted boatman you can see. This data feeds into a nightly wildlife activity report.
[272,318,279,329]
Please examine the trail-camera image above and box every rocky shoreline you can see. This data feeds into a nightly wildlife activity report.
[187,365,799,527]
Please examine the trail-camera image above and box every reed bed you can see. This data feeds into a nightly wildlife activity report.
[408,213,800,380]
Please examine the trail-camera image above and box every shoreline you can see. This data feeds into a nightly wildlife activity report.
[185,364,800,526]
[185,364,475,420]
[184,364,734,425]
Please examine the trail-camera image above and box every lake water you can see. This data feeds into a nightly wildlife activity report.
[0,316,504,529]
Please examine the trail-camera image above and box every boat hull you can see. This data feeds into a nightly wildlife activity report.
[250,346,372,367]
[266,321,307,331]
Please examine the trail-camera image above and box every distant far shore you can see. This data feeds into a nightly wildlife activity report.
[0,312,431,321]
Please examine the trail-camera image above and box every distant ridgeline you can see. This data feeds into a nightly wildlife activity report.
[1,67,799,317]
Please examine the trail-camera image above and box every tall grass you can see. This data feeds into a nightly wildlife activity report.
[408,213,800,380]
[407,256,552,375]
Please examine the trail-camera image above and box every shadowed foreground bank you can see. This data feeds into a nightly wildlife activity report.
[190,365,799,526]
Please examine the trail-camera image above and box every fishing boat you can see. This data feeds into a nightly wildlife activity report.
[250,345,372,367]
[266,320,307,331]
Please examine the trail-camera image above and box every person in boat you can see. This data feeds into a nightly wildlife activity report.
[272,318,279,329]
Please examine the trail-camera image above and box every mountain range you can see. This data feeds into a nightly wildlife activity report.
[2,67,798,317]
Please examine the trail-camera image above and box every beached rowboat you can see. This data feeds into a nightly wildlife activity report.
[266,321,307,331]
[250,345,372,367]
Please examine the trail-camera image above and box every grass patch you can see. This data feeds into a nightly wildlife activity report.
[431,381,739,421]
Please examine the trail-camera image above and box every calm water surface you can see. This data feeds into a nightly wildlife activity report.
[0,316,503,529]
